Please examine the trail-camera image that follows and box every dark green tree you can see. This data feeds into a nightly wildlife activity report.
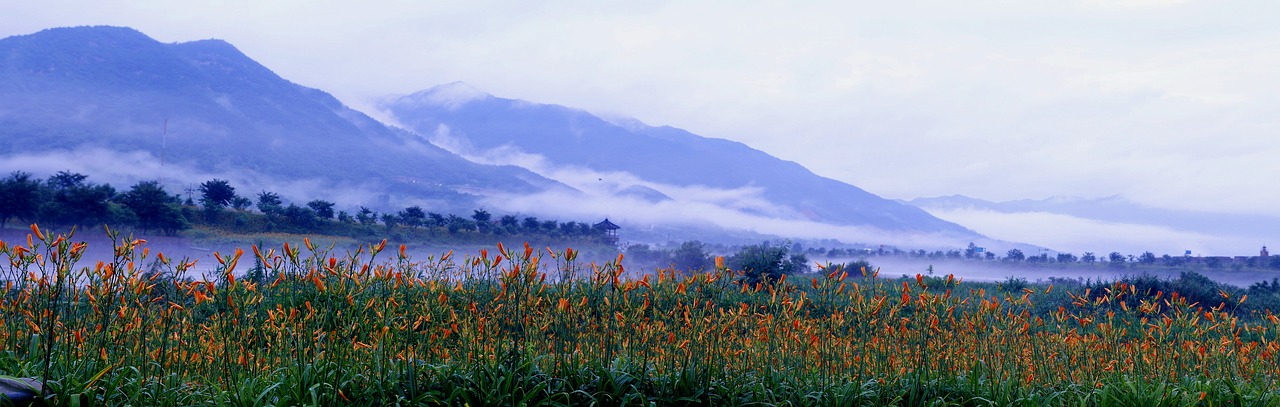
[428,212,445,228]
[499,215,518,228]
[728,241,808,285]
[230,196,253,211]
[398,206,426,229]
[307,200,336,220]
[256,191,283,215]
[199,179,235,223]
[670,240,712,273]
[37,171,115,229]
[1138,251,1157,265]
[1108,252,1127,268]
[1081,252,1097,263]
[380,213,398,230]
[119,181,188,235]
[199,179,235,208]
[472,209,492,232]
[356,207,377,226]
[1005,249,1025,262]
[282,204,318,230]
[0,171,41,228]
[521,216,540,232]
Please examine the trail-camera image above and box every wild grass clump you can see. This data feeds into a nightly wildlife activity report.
[1,224,1278,406]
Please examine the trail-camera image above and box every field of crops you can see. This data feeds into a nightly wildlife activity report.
[2,224,1279,406]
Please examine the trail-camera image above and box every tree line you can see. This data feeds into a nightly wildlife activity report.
[0,171,616,244]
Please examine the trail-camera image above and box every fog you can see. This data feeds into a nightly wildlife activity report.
[924,208,1267,257]
[413,132,988,251]
[0,148,395,211]
[837,256,1280,289]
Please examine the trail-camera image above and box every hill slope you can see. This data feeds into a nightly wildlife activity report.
[0,26,558,210]
[382,83,977,238]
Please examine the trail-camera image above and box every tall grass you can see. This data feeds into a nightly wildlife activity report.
[1,224,1277,406]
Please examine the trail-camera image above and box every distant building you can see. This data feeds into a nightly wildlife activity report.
[593,218,620,245]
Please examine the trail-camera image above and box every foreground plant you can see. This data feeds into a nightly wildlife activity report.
[0,224,1277,406]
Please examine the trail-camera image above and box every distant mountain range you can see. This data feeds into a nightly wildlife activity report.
[382,83,975,237]
[0,26,983,247]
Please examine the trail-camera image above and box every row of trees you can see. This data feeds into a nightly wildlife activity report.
[0,171,188,234]
[195,178,615,242]
[0,172,615,243]
[626,240,811,284]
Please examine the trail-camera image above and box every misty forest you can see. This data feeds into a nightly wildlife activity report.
[2,25,1280,406]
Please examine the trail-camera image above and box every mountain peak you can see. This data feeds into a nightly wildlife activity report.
[405,81,492,110]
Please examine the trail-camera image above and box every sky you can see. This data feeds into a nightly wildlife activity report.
[2,0,1278,252]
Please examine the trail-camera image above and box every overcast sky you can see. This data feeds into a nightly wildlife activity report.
[3,0,1278,218]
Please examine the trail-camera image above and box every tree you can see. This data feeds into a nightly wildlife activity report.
[428,212,445,228]
[282,204,318,229]
[728,241,808,285]
[1081,252,1097,264]
[47,171,87,190]
[199,179,235,208]
[471,209,492,224]
[337,211,353,223]
[625,244,669,267]
[37,171,114,228]
[670,241,712,273]
[472,209,492,232]
[1108,252,1127,265]
[1138,251,1157,265]
[256,191,283,215]
[1005,249,1025,262]
[1056,252,1078,263]
[499,215,519,229]
[356,207,377,226]
[446,214,473,234]
[380,213,398,230]
[197,179,235,223]
[522,216,540,232]
[119,181,188,234]
[0,171,41,228]
[399,206,426,229]
[307,200,335,220]
[230,196,253,211]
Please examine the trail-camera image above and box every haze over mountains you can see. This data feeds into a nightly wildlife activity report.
[0,26,558,213]
[909,195,1280,256]
[380,83,979,243]
[0,26,990,248]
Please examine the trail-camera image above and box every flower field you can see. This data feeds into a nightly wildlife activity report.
[2,224,1279,406]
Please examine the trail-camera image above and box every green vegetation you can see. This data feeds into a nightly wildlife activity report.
[0,171,616,248]
[2,225,1278,405]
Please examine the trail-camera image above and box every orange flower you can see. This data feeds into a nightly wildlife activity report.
[30,224,44,241]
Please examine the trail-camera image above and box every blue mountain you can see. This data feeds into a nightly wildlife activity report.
[0,26,557,210]
[383,83,977,236]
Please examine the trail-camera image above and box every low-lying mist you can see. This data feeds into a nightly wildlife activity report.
[835,256,1280,288]
[924,208,1268,257]
[419,137,985,250]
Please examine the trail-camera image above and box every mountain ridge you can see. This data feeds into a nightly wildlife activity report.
[0,26,559,212]
[383,82,978,237]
